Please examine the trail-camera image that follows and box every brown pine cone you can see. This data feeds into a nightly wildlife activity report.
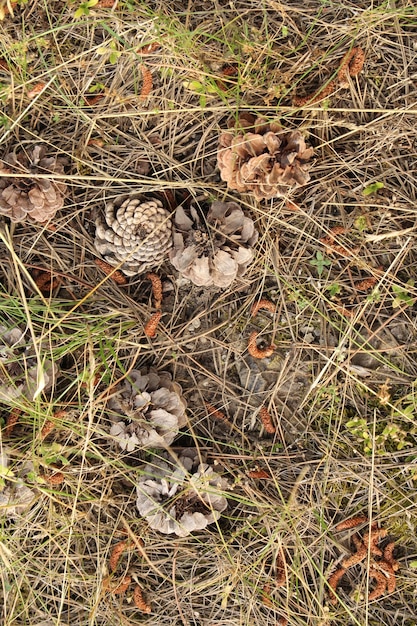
[217,113,314,200]
[94,193,173,276]
[0,145,67,223]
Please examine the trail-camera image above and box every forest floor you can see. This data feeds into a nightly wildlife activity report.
[1,1,417,625]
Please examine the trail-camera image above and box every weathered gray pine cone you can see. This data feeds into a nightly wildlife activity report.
[0,448,36,519]
[0,145,67,222]
[0,325,58,402]
[94,193,173,276]
[169,200,258,288]
[136,449,229,536]
[217,113,314,200]
[109,369,187,451]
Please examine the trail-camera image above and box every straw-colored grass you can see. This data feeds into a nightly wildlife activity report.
[1,1,417,624]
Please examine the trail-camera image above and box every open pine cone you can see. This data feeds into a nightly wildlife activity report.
[217,113,314,200]
[0,325,58,402]
[94,193,173,276]
[169,200,258,288]
[136,449,229,537]
[0,447,36,519]
[0,145,67,222]
[108,369,187,451]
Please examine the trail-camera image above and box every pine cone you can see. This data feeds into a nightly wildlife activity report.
[108,369,187,451]
[136,449,229,537]
[0,325,58,402]
[217,113,314,200]
[0,447,36,519]
[169,200,258,288]
[94,193,173,276]
[0,145,67,222]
